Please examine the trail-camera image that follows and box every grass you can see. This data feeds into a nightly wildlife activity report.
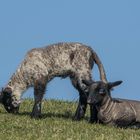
[0,100,140,140]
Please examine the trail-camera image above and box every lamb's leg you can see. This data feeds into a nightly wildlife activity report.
[89,105,98,123]
[71,73,91,121]
[31,77,47,118]
[73,91,88,121]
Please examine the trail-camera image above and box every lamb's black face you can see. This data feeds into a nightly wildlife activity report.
[83,80,123,105]
[0,88,20,113]
[87,82,108,105]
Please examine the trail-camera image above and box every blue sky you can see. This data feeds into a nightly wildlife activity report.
[0,0,140,101]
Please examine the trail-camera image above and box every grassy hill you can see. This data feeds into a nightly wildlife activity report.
[0,100,140,140]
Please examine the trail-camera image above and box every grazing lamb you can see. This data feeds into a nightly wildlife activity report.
[0,42,107,119]
[84,80,140,128]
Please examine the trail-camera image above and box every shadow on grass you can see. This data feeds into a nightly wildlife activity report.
[16,111,89,121]
[17,111,74,120]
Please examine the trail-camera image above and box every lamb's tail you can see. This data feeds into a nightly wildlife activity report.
[92,50,107,83]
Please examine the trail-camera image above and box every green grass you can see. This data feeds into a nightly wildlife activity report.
[0,100,140,140]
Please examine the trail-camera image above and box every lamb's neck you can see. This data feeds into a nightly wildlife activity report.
[6,71,28,100]
[97,96,116,124]
[98,96,112,112]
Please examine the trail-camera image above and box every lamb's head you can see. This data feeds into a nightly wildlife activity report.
[0,87,21,113]
[83,80,123,105]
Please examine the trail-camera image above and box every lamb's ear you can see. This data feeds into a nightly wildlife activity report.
[82,80,93,86]
[108,81,123,89]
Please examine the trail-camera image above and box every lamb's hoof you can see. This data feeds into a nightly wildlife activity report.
[30,112,41,119]
[89,118,98,124]
[73,117,80,121]
[89,120,95,124]
[72,115,83,121]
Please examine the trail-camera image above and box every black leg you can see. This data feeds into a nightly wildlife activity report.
[89,105,98,123]
[70,72,92,121]
[31,101,42,118]
[73,93,88,121]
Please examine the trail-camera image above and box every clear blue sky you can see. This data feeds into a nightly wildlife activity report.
[0,0,140,101]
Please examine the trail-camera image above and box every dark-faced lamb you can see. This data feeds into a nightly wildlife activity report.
[84,80,140,128]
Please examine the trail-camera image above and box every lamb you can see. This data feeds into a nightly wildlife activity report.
[84,80,140,128]
[0,42,107,119]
